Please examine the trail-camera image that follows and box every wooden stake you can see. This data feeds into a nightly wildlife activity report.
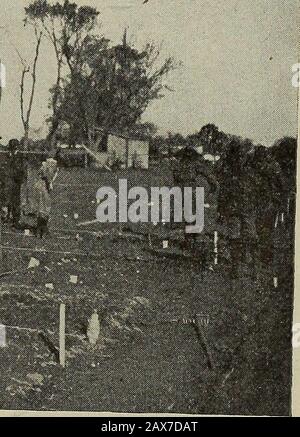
[59,304,66,368]
[148,233,152,248]
[274,213,279,229]
[214,231,218,265]
[0,324,6,348]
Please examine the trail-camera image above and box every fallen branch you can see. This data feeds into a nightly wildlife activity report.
[76,219,100,227]
[221,367,235,387]
[194,313,215,370]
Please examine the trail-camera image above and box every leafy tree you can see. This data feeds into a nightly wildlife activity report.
[58,30,176,148]
[270,137,297,188]
[127,122,158,140]
[186,124,229,156]
[149,135,167,157]
[165,133,187,156]
[270,136,297,222]
[24,2,176,148]
[25,0,100,146]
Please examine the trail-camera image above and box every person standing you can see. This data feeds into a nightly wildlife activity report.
[216,139,249,278]
[7,139,27,227]
[173,147,217,260]
[34,158,58,238]
[21,158,58,238]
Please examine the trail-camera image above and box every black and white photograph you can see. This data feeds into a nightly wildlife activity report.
[0,0,299,416]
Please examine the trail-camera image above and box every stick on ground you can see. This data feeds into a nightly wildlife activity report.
[194,313,214,370]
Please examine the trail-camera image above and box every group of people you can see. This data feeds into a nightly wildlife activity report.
[0,136,293,259]
[0,139,58,238]
[172,141,291,275]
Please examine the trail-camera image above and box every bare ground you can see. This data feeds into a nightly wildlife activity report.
[0,167,293,415]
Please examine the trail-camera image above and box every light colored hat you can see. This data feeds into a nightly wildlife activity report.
[40,158,58,183]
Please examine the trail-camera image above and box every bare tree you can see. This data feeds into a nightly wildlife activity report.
[25,0,100,148]
[20,29,43,149]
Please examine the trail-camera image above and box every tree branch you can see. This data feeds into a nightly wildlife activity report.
[25,30,42,133]
[20,65,30,130]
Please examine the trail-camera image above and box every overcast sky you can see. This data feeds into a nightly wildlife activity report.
[0,0,299,145]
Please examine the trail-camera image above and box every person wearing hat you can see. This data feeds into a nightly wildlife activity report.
[173,147,218,261]
[21,158,58,238]
[35,158,58,238]
[7,139,27,227]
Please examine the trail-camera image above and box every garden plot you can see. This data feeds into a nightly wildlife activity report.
[0,167,293,414]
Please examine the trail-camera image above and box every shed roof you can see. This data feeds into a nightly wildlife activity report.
[94,127,149,142]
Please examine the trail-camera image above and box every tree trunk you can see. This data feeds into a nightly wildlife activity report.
[23,126,30,151]
[47,54,63,150]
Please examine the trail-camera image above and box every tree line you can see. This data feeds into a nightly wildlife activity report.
[19,0,177,149]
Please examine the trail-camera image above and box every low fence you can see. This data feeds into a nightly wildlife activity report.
[0,148,89,168]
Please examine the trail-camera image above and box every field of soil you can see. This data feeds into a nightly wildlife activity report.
[0,166,294,415]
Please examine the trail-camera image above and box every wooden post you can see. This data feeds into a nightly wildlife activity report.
[274,213,279,229]
[59,303,66,368]
[148,233,152,248]
[0,324,6,348]
[214,231,218,265]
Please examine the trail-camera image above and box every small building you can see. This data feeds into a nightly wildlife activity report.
[87,130,149,170]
